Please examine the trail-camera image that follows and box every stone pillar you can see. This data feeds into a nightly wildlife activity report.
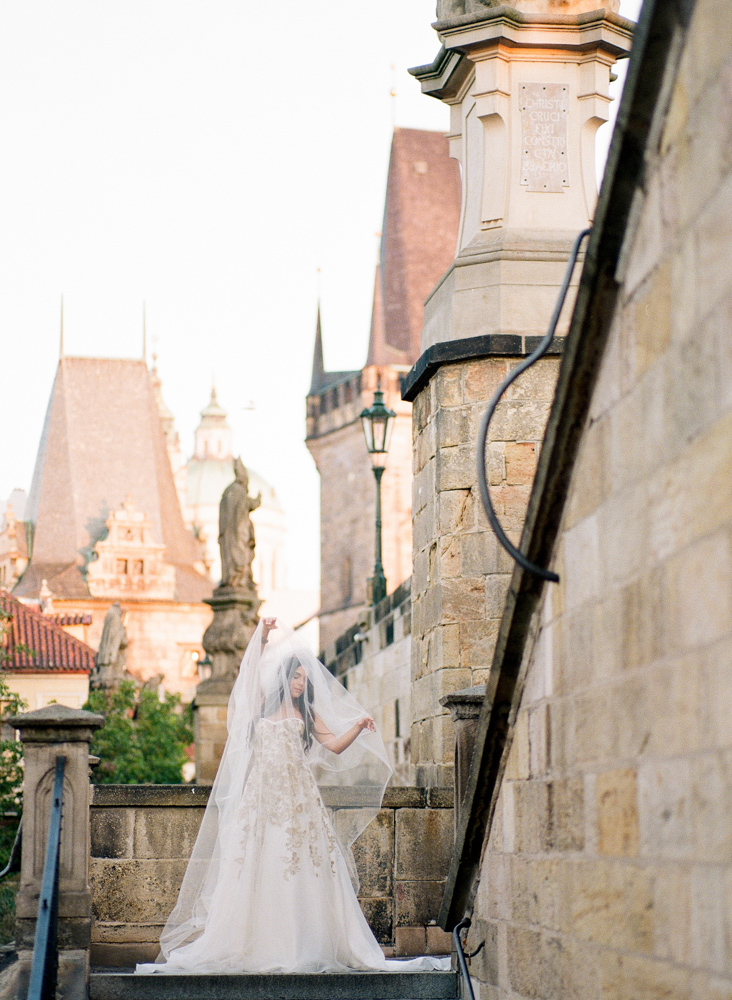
[441,686,485,833]
[9,704,104,1000]
[405,2,632,788]
[193,586,260,784]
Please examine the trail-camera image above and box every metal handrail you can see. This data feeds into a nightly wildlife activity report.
[476,228,591,583]
[453,917,476,1000]
[0,817,21,879]
[27,755,65,1000]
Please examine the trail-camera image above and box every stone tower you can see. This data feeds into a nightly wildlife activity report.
[306,128,461,648]
[403,1,632,786]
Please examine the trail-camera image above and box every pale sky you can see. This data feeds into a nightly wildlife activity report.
[0,0,642,593]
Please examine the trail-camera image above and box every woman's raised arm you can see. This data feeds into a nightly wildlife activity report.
[312,712,375,755]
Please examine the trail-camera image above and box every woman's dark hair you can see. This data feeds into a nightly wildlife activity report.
[261,654,316,749]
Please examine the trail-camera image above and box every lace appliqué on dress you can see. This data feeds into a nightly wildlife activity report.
[234,718,339,880]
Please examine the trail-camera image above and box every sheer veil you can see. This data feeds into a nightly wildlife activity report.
[156,618,393,962]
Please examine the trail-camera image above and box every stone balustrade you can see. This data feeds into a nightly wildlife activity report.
[89,783,454,967]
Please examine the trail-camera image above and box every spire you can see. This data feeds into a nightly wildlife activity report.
[142,301,147,363]
[59,295,64,358]
[309,303,325,395]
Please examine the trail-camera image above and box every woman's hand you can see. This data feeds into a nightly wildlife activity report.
[356,716,376,733]
[261,617,277,643]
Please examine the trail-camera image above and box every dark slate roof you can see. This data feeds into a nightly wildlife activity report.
[367,128,461,367]
[308,306,360,396]
[439,0,689,929]
[15,356,212,602]
[0,590,94,674]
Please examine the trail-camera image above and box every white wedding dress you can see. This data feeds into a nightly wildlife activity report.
[136,620,449,975]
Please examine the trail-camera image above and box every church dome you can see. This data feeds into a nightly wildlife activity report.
[185,459,281,512]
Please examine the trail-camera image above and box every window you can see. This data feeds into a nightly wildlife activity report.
[116,559,128,575]
[341,557,353,603]
[132,560,144,575]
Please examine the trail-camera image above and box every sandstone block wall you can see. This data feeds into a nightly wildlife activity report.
[469,2,732,995]
[411,354,560,787]
[89,783,454,966]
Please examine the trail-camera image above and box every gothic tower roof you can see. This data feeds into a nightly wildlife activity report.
[15,356,212,603]
[366,127,461,367]
[308,305,358,395]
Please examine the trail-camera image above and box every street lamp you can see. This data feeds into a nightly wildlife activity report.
[360,385,396,605]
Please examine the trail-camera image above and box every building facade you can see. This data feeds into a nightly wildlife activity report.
[13,355,214,701]
[307,128,461,648]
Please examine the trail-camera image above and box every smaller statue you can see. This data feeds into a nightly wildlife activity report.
[218,458,261,592]
[91,602,129,691]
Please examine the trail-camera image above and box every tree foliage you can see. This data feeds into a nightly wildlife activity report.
[85,680,193,784]
[0,609,28,943]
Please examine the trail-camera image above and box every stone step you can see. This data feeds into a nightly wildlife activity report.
[89,970,459,1000]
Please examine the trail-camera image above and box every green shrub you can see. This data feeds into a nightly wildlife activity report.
[85,680,193,784]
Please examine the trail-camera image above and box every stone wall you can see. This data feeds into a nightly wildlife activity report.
[321,579,413,782]
[89,783,453,967]
[468,1,732,995]
[410,352,561,788]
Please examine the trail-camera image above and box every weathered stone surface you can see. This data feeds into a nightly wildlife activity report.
[395,809,453,881]
[90,859,189,924]
[597,768,639,857]
[395,880,445,927]
[92,784,211,808]
[90,808,134,860]
[348,810,394,897]
[359,897,392,946]
[133,806,204,860]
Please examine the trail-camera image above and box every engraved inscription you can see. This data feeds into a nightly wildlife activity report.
[519,83,568,192]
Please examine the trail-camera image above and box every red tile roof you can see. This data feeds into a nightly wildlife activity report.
[0,590,94,674]
[47,613,93,627]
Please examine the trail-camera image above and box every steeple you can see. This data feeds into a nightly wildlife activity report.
[59,296,64,358]
[309,305,325,395]
[194,386,233,461]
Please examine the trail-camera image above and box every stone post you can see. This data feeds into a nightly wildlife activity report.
[9,704,104,1000]
[440,686,485,834]
[193,586,260,784]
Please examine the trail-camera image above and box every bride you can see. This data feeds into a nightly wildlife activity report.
[136,617,448,974]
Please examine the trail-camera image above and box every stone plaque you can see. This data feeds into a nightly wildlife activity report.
[519,83,569,192]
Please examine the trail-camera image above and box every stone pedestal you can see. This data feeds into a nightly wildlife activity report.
[8,704,104,1000]
[194,586,260,784]
[440,686,485,834]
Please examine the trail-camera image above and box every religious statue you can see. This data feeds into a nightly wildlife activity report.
[218,457,261,592]
[91,601,129,691]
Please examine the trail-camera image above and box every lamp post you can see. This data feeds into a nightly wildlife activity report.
[360,386,396,605]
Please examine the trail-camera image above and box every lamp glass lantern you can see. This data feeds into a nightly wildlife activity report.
[360,387,396,604]
[360,389,396,468]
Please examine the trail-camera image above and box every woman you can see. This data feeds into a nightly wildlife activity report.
[136,617,447,974]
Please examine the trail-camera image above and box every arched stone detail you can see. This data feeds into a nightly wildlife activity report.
[33,766,75,881]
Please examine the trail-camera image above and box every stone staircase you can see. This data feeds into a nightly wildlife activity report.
[89,970,460,1000]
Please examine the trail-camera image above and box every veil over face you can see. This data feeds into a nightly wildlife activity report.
[156,618,392,963]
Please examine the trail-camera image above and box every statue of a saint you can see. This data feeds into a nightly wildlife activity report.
[218,458,261,591]
[92,602,129,690]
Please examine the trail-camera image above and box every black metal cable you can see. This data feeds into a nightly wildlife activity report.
[475,228,591,584]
